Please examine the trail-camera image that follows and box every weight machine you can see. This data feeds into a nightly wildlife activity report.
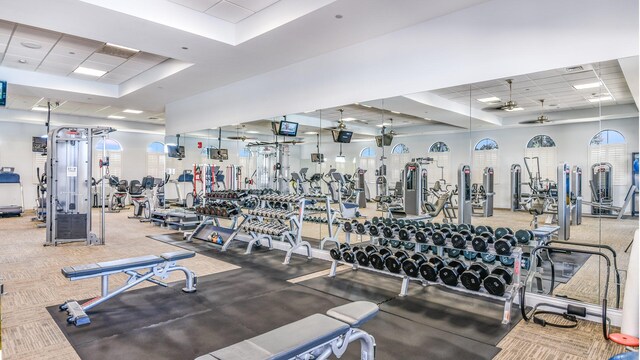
[457,164,472,224]
[45,126,114,246]
[355,168,369,208]
[571,166,583,225]
[510,164,522,211]
[472,167,495,217]
[583,162,636,219]
[403,160,428,216]
[557,162,571,240]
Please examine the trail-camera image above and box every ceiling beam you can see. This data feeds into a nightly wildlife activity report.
[618,56,639,109]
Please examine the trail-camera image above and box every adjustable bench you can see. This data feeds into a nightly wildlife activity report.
[196,301,379,360]
[59,250,197,326]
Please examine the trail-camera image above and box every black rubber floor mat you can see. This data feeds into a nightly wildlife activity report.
[49,279,501,360]
[297,268,401,304]
[380,285,522,346]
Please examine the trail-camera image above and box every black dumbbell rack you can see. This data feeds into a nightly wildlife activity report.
[223,195,311,264]
[328,239,523,325]
[187,191,257,243]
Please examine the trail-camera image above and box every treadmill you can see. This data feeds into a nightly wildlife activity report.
[0,167,24,216]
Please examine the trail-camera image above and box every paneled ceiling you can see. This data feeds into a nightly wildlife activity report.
[0,21,169,84]
[433,59,634,117]
[168,0,280,23]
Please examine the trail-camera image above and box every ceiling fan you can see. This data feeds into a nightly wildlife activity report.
[329,109,348,130]
[483,79,519,112]
[227,125,257,141]
[519,99,552,125]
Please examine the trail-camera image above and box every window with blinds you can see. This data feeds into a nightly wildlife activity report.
[525,135,557,181]
[589,130,627,186]
[472,138,499,184]
[146,142,166,178]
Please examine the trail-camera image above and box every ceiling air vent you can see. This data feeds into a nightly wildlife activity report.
[564,64,593,73]
[97,43,139,59]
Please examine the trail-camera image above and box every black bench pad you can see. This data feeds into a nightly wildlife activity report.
[198,314,349,360]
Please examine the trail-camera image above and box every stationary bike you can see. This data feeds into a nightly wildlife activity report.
[108,176,129,212]
[129,176,154,220]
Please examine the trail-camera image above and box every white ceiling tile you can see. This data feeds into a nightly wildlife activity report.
[228,0,279,12]
[129,52,166,64]
[78,60,116,72]
[206,1,254,23]
[13,24,60,43]
[2,54,39,70]
[169,0,221,12]
[41,53,84,67]
[36,66,73,76]
[0,20,14,36]
[85,53,128,66]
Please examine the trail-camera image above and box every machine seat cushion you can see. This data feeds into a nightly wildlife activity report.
[343,203,358,209]
[0,172,20,183]
[325,301,379,328]
[160,250,195,262]
[204,314,349,360]
[61,255,163,278]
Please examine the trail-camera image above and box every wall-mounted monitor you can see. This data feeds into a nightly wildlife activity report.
[375,134,393,147]
[32,136,47,153]
[210,148,229,160]
[278,120,298,137]
[332,130,353,143]
[167,145,185,159]
[311,153,324,163]
[0,81,6,107]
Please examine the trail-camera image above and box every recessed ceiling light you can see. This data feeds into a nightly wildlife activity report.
[504,107,524,112]
[106,43,139,53]
[246,130,260,134]
[21,41,42,49]
[477,96,501,103]
[74,66,107,77]
[423,117,431,120]
[123,109,143,114]
[108,115,125,119]
[573,81,602,90]
[32,106,48,112]
[342,117,356,121]
[588,96,613,103]
[304,131,318,135]
[18,59,27,64]
[390,111,400,114]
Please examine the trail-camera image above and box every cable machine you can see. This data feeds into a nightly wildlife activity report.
[403,160,428,216]
[590,162,613,215]
[458,164,472,224]
[557,162,571,240]
[571,165,583,225]
[45,126,115,246]
[510,164,522,211]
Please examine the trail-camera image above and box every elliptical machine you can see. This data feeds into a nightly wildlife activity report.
[32,166,47,227]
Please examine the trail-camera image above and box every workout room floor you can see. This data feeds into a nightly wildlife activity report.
[0,206,634,359]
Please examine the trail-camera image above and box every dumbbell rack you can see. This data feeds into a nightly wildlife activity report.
[222,195,311,264]
[186,192,252,243]
[299,195,343,250]
[328,239,522,324]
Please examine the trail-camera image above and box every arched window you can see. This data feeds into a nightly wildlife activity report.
[239,147,252,158]
[473,138,499,183]
[391,144,409,154]
[390,144,410,184]
[146,142,165,178]
[360,147,376,158]
[429,141,449,153]
[93,138,123,178]
[474,138,499,151]
[525,135,557,180]
[589,130,627,186]
[428,142,451,186]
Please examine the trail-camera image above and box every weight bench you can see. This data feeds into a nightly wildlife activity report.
[59,250,197,326]
[196,301,379,360]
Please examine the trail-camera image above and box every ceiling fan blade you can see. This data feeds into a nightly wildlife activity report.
[481,106,505,112]
[519,119,552,125]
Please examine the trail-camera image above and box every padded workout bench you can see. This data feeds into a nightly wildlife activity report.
[59,250,197,326]
[196,301,379,360]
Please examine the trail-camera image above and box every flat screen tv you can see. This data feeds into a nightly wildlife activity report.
[311,153,324,163]
[167,145,185,159]
[375,134,393,147]
[278,120,298,137]
[332,130,353,143]
[210,149,229,160]
[32,136,47,153]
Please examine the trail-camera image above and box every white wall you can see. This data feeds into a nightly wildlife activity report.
[0,120,164,209]
[298,118,639,211]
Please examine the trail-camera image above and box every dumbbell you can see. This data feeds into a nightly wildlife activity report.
[369,248,393,270]
[402,253,428,277]
[483,266,514,296]
[460,263,490,291]
[419,255,446,282]
[342,246,360,264]
[369,222,384,236]
[329,243,350,261]
[385,250,409,273]
[494,227,514,239]
[457,223,475,233]
[432,228,452,246]
[372,216,384,225]
[451,230,473,249]
[463,250,478,260]
[514,229,535,244]
[389,240,402,249]
[403,242,416,251]
[481,253,497,264]
[439,259,467,286]
[382,224,400,239]
[342,220,358,233]
[355,245,378,266]
[398,226,417,241]
[445,248,461,259]
[440,223,458,232]
[476,225,493,235]
[494,234,517,256]
[499,256,515,267]
[414,228,433,243]
[471,232,496,252]
[355,221,371,235]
